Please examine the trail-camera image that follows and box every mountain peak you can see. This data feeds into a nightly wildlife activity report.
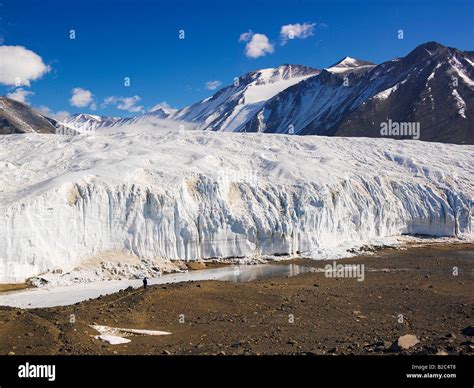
[416,41,445,52]
[73,113,103,121]
[404,41,450,63]
[326,57,375,74]
[148,102,177,116]
[250,64,320,82]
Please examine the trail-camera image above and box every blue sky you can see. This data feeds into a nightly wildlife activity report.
[0,0,473,117]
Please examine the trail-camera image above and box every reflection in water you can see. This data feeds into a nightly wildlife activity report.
[208,264,316,283]
[0,263,317,308]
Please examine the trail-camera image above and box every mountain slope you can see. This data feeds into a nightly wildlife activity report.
[237,57,375,135]
[0,97,62,134]
[172,64,320,132]
[6,42,472,144]
[62,64,320,134]
[62,106,177,132]
[241,42,473,143]
[336,42,474,143]
[60,114,122,132]
[60,65,320,134]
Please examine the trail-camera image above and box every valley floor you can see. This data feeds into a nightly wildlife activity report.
[0,243,473,356]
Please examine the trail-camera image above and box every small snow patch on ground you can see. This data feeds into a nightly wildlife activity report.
[95,334,131,345]
[91,325,171,345]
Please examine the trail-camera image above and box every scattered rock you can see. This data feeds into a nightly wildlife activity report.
[391,334,420,351]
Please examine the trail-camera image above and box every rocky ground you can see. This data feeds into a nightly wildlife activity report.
[0,244,473,355]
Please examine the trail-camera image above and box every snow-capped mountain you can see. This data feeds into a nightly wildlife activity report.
[1,42,472,144]
[238,42,474,143]
[61,113,122,132]
[172,64,320,132]
[63,65,319,134]
[335,42,474,143]
[58,42,472,144]
[62,106,177,132]
[238,57,377,135]
[326,56,376,74]
[0,127,472,283]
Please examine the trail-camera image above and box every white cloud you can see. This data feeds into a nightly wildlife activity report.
[7,88,34,104]
[36,105,70,121]
[70,87,94,108]
[280,23,315,44]
[205,80,222,90]
[239,30,253,42]
[103,95,144,113]
[0,45,50,86]
[243,33,274,58]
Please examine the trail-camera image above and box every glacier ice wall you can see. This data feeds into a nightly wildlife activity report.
[0,129,472,283]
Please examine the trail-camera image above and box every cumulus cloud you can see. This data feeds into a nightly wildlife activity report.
[7,88,34,104]
[70,87,95,108]
[103,95,144,113]
[240,32,274,58]
[0,45,50,86]
[205,80,222,90]
[36,105,70,121]
[280,23,315,44]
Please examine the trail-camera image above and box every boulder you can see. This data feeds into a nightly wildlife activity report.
[391,334,420,351]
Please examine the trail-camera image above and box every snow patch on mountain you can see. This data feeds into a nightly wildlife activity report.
[62,114,121,132]
[172,65,320,133]
[452,89,467,118]
[326,57,376,74]
[372,84,400,100]
[449,55,474,88]
[242,67,314,104]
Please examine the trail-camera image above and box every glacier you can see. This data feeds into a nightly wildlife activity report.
[0,124,472,283]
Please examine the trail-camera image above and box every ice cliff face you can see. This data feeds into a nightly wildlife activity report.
[0,126,472,283]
